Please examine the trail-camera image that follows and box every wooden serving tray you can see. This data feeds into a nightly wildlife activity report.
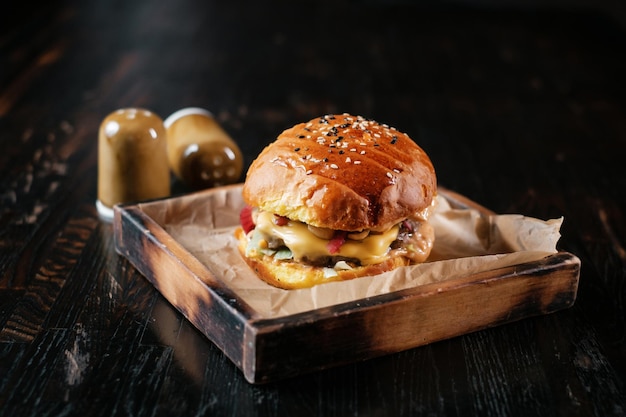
[113,185,580,384]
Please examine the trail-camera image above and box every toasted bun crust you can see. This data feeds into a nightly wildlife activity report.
[242,114,436,232]
[235,227,409,289]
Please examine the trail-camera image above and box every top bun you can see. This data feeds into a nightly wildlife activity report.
[242,114,436,232]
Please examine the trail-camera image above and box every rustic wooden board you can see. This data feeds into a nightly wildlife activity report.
[113,187,580,384]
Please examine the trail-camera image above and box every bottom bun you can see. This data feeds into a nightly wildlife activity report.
[235,227,410,290]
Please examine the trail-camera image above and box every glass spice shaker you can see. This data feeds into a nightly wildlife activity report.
[96,108,170,222]
[163,107,243,190]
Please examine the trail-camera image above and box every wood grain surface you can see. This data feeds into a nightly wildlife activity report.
[1,0,626,415]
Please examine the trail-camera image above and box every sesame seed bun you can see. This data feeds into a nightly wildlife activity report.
[242,114,436,232]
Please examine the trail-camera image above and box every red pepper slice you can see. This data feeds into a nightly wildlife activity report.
[274,214,289,226]
[326,231,347,254]
[239,205,255,234]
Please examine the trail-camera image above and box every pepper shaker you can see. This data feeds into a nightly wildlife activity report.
[164,107,243,189]
[97,108,170,221]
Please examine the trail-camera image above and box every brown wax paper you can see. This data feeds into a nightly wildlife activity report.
[146,185,563,318]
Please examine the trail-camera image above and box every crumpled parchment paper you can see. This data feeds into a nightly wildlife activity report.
[141,185,563,318]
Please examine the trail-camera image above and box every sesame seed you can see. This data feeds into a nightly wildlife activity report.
[306,169,313,175]
[354,160,361,165]
[330,164,339,169]
[386,172,393,178]
[350,148,356,152]
[346,157,351,163]
[294,147,300,152]
[360,150,366,155]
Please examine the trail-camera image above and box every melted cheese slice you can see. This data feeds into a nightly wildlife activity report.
[254,211,399,265]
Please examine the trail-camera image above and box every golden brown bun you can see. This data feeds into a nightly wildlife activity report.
[235,227,410,289]
[242,114,436,232]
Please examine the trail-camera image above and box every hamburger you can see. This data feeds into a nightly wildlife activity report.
[235,114,437,289]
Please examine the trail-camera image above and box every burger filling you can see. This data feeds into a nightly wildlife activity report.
[240,204,434,274]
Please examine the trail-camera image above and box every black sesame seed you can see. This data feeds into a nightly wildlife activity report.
[294,147,300,152]
[391,136,398,144]
[323,157,329,162]
[339,150,345,154]
[298,135,305,138]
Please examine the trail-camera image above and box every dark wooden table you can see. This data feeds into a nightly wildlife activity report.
[1,1,625,415]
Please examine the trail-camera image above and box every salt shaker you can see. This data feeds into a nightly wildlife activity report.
[97,108,170,221]
[163,108,243,189]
